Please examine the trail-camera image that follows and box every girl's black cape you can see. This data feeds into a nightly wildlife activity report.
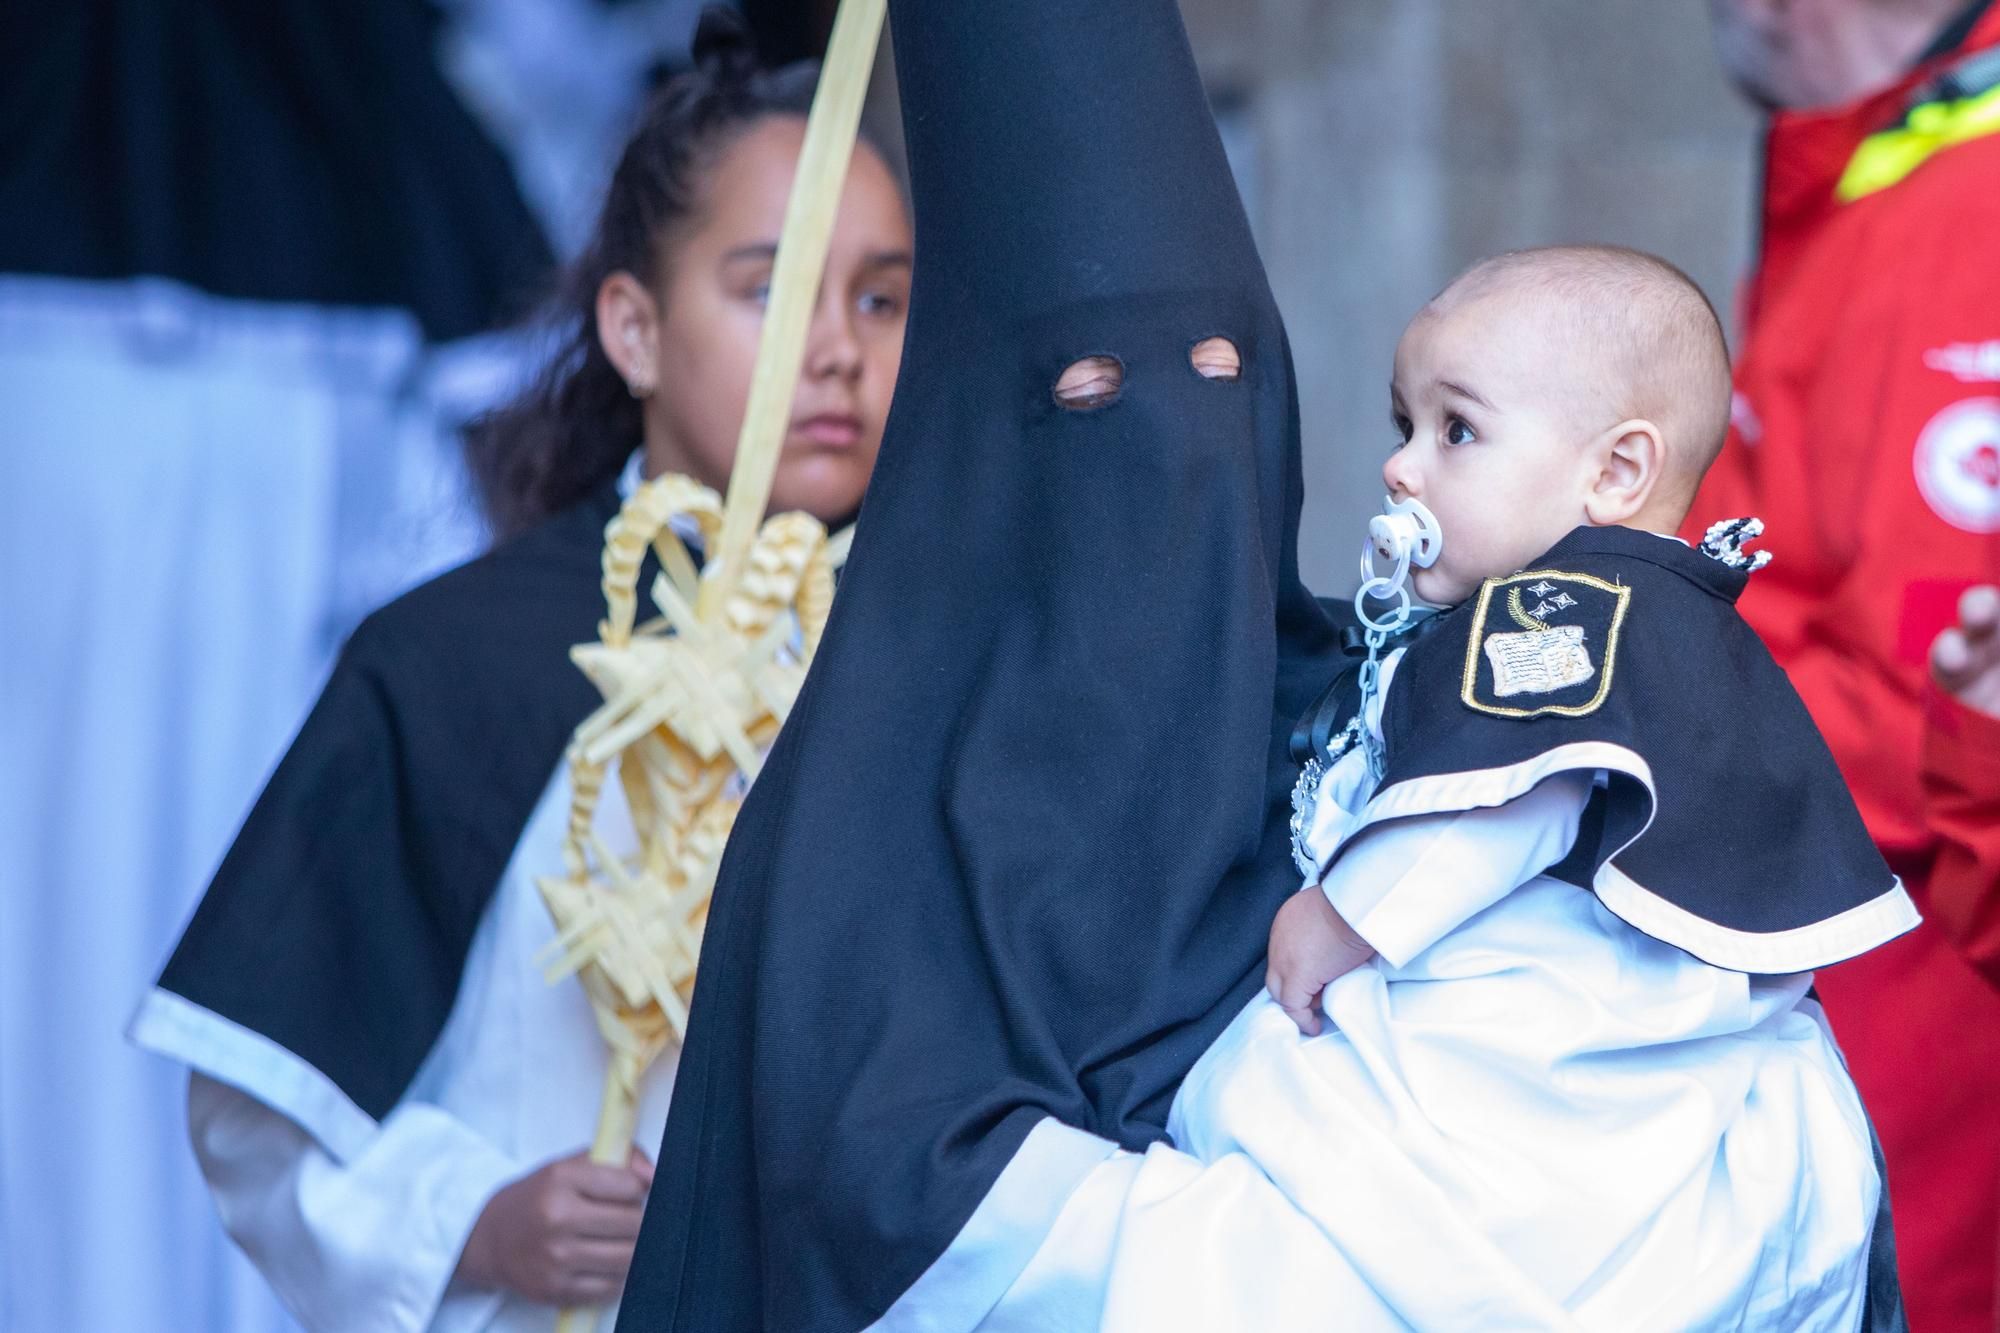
[614,0,1343,1326]
[134,488,617,1158]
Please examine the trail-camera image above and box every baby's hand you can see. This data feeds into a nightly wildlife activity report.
[1932,585,2000,720]
[1266,888,1377,1036]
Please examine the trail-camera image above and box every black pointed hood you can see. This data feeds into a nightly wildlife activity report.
[617,1,1342,1326]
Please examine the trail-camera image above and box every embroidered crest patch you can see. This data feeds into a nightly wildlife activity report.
[1461,569,1630,719]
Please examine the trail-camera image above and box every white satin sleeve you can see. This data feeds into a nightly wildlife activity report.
[188,1070,522,1333]
[1318,770,1594,969]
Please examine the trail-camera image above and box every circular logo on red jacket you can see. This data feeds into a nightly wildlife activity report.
[1914,397,2000,533]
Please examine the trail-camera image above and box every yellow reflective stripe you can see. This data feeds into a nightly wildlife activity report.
[1837,82,2000,201]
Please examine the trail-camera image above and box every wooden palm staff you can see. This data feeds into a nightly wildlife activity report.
[537,1,885,1328]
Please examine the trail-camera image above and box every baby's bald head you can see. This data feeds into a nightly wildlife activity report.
[1384,246,1734,604]
[1424,245,1733,519]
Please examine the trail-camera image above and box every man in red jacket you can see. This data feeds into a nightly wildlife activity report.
[1693,3,2000,1327]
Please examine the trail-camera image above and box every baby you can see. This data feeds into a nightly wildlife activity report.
[1160,246,1917,1329]
[1268,243,1760,1025]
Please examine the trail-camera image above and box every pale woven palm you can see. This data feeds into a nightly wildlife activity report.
[537,472,837,1141]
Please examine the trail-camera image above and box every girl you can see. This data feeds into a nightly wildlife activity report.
[129,16,912,1331]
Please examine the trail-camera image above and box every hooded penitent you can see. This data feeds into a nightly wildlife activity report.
[614,0,1344,1326]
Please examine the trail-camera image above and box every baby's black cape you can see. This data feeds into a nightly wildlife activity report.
[1352,524,1917,974]
[132,487,617,1159]
[614,0,1344,1327]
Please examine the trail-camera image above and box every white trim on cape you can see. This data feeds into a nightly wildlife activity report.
[128,986,379,1163]
[1342,741,1919,974]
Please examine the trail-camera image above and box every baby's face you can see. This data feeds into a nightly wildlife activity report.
[1385,296,1604,606]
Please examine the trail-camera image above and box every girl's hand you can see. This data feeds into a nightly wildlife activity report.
[1932,585,2000,719]
[455,1146,655,1308]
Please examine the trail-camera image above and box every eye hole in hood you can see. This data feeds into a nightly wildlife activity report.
[1053,354,1125,410]
[1191,336,1241,380]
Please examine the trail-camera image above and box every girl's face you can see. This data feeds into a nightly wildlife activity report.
[616,116,913,525]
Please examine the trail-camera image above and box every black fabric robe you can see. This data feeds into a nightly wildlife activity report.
[0,0,550,340]
[614,0,1345,1326]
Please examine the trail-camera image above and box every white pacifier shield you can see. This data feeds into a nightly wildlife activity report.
[1354,494,1444,634]
[1366,496,1443,569]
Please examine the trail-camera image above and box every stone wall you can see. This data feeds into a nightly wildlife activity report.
[1186,1,1762,593]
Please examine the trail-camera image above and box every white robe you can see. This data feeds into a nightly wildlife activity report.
[1,273,492,1333]
[890,650,1881,1332]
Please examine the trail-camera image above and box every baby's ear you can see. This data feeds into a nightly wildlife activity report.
[1583,419,1665,526]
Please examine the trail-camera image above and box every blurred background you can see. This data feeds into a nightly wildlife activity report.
[0,2,1758,1329]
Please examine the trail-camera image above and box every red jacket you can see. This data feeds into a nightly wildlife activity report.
[1684,10,2000,1329]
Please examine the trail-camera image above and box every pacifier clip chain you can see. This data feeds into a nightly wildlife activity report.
[1350,496,1442,781]
[1289,496,1444,879]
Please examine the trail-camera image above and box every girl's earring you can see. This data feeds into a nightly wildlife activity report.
[624,330,653,398]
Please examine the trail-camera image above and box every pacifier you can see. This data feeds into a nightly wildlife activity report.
[1353,495,1442,635]
[1348,495,1443,781]
[1367,496,1443,571]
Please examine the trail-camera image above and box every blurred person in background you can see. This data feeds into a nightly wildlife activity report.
[0,2,555,1328]
[125,14,912,1330]
[119,15,916,1320]
[1693,1,2000,1327]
